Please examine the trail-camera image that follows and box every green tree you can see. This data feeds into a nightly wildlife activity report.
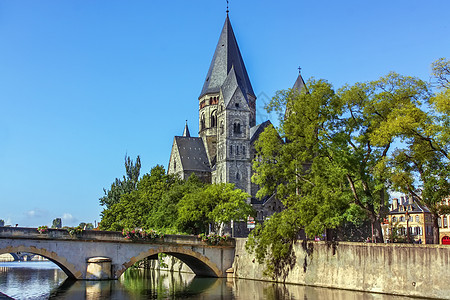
[385,59,450,244]
[147,174,204,231]
[248,74,432,277]
[51,218,62,229]
[99,155,141,209]
[177,183,254,235]
[99,165,180,231]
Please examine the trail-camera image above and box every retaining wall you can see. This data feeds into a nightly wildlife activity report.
[233,239,450,299]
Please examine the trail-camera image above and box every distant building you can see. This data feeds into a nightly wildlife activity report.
[385,195,434,244]
[437,197,450,245]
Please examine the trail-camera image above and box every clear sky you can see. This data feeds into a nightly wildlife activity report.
[1,1,449,228]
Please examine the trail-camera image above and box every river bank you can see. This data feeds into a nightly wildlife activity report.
[233,239,450,300]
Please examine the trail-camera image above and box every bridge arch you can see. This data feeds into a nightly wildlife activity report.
[117,246,222,278]
[0,245,83,279]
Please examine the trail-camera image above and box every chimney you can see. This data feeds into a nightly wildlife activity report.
[408,195,414,205]
[392,198,399,211]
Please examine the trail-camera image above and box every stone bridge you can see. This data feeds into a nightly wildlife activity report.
[0,227,235,280]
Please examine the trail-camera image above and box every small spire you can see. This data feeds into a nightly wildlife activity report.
[183,120,191,137]
[226,0,229,15]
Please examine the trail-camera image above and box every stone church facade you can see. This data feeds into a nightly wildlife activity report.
[167,14,306,226]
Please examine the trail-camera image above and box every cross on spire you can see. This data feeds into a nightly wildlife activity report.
[298,66,302,74]
[226,0,229,14]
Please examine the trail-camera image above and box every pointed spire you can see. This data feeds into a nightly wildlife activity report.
[292,67,307,94]
[285,68,308,120]
[199,15,255,100]
[182,120,191,137]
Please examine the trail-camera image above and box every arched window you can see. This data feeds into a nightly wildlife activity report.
[233,122,241,134]
[230,145,233,155]
[220,121,224,135]
[211,110,217,128]
[236,172,240,180]
[201,114,205,130]
[174,160,176,171]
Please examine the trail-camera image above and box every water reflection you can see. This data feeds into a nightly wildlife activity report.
[1,262,430,300]
[0,261,67,299]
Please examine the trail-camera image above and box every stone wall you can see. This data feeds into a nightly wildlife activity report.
[233,238,450,299]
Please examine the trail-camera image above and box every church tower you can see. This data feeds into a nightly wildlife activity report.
[198,14,256,195]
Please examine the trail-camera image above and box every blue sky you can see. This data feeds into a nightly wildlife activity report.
[1,1,449,228]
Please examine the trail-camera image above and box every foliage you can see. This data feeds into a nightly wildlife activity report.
[66,226,83,237]
[78,222,94,230]
[51,218,62,229]
[176,183,254,235]
[122,228,164,240]
[0,219,4,227]
[99,165,180,231]
[99,155,142,209]
[197,233,230,245]
[248,73,436,277]
[385,58,450,243]
[37,225,48,234]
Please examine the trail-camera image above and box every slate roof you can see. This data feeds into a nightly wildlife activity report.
[285,73,308,120]
[199,15,255,99]
[292,72,307,94]
[220,65,248,106]
[390,201,430,214]
[175,137,210,172]
[250,120,272,144]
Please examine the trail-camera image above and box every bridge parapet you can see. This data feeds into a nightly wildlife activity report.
[0,227,235,248]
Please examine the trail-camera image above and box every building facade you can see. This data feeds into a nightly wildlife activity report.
[166,14,303,226]
[385,195,434,244]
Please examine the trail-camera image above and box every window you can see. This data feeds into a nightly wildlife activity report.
[438,218,442,228]
[201,114,205,130]
[211,111,217,128]
[392,216,397,222]
[236,172,240,180]
[230,145,233,155]
[409,216,413,222]
[174,160,176,171]
[236,145,239,155]
[400,216,405,222]
[220,121,224,135]
[233,122,241,134]
[235,103,239,108]
[444,217,448,228]
[415,215,420,222]
[243,146,245,155]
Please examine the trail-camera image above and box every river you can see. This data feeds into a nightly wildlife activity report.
[0,261,428,299]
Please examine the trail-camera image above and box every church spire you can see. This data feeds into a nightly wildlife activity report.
[182,120,190,137]
[199,14,255,100]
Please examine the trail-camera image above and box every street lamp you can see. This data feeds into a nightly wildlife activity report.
[406,210,410,243]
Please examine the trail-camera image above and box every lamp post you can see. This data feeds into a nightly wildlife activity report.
[406,210,410,243]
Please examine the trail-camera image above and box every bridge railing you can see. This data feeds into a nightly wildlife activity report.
[0,227,235,247]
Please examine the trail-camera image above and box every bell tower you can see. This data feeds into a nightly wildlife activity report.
[198,14,256,195]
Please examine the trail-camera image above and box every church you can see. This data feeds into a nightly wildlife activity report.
[167,13,306,223]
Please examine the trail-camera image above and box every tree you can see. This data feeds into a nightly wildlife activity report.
[385,59,450,244]
[248,74,433,277]
[0,219,4,227]
[99,165,180,231]
[176,183,254,235]
[99,155,141,209]
[51,218,62,229]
